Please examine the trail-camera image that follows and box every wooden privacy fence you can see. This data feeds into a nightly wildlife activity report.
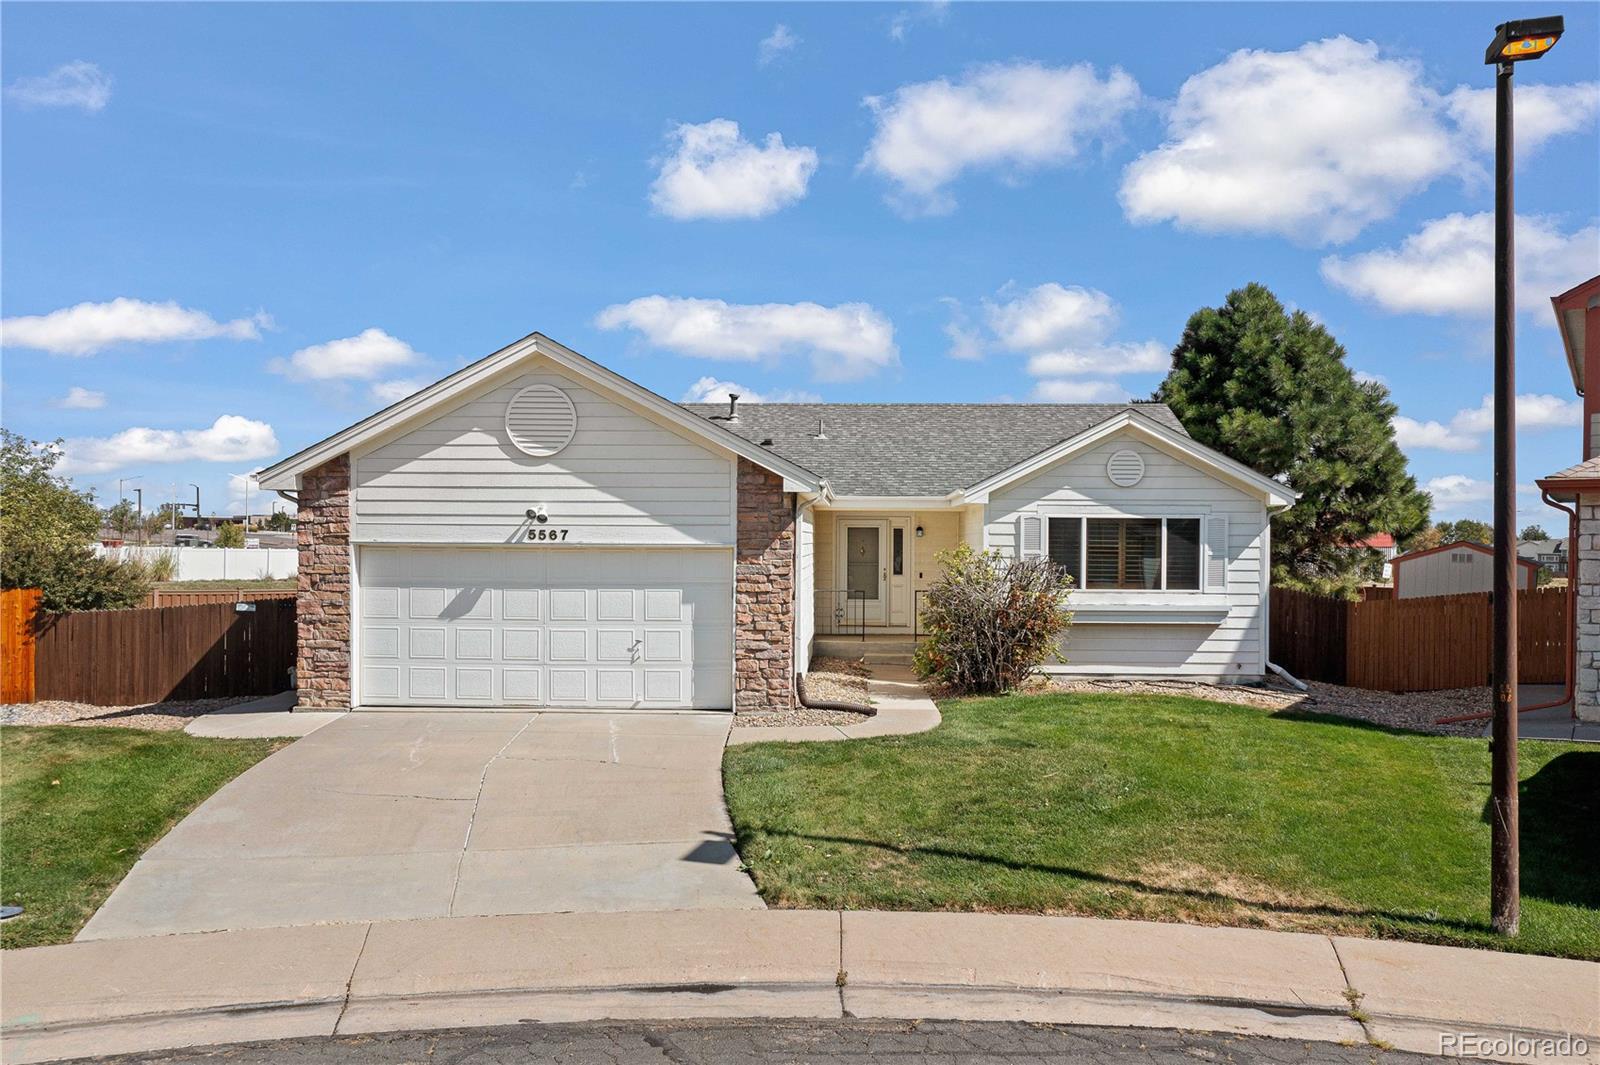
[2,589,43,703]
[1272,586,1568,692]
[31,599,296,706]
[141,588,296,609]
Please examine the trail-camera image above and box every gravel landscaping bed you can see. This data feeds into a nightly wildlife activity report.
[0,696,260,732]
[1046,676,1491,736]
[734,656,873,728]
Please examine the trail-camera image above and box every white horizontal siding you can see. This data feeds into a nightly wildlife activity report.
[353,365,735,546]
[797,507,815,671]
[985,434,1270,680]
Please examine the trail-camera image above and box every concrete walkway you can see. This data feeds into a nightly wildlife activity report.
[183,691,343,739]
[6,910,1595,1064]
[82,711,760,940]
[727,664,941,745]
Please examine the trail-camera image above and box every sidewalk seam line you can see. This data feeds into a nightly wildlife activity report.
[1326,934,1376,1044]
[448,713,540,916]
[333,922,374,1035]
[836,910,848,1018]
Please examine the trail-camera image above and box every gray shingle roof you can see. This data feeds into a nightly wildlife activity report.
[679,402,1189,496]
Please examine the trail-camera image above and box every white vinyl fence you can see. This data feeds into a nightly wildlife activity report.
[94,546,297,581]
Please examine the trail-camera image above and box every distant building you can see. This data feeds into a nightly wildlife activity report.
[1391,541,1538,599]
[1517,538,1567,577]
[1354,532,1399,580]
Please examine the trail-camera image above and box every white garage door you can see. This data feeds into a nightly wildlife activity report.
[357,548,733,710]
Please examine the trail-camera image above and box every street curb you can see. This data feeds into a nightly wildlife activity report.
[4,910,1596,1064]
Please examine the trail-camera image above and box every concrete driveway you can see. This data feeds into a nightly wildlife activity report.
[80,712,761,940]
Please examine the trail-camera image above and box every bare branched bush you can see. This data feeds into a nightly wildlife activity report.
[913,544,1073,695]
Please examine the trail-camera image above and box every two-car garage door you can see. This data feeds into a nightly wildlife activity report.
[356,548,733,709]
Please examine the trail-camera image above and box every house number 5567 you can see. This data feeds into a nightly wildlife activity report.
[527,528,570,541]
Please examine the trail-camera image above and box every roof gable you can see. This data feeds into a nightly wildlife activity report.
[961,408,1297,508]
[680,401,1189,497]
[255,333,821,492]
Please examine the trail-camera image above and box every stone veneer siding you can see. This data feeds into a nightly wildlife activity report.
[296,455,352,710]
[1575,494,1600,723]
[735,457,796,715]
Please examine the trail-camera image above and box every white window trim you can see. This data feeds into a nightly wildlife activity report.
[1044,514,1209,595]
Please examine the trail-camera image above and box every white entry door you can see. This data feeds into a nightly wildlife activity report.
[357,547,733,709]
[840,521,888,625]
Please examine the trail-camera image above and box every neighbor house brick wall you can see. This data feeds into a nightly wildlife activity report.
[1575,494,1600,723]
[735,457,795,716]
[296,455,351,710]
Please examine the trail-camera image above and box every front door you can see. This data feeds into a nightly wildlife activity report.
[841,521,888,625]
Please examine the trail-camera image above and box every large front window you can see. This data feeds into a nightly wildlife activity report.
[1047,517,1201,591]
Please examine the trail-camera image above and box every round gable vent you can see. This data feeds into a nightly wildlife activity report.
[1106,448,1145,487]
[505,384,577,457]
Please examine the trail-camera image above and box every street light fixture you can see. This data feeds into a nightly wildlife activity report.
[1484,13,1562,940]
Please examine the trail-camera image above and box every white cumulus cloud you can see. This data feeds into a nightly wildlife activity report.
[596,295,897,381]
[370,378,430,405]
[985,284,1118,353]
[1320,213,1600,319]
[977,283,1168,383]
[1026,342,1168,377]
[679,376,821,404]
[649,119,817,221]
[5,61,112,112]
[862,61,1140,215]
[1,298,268,356]
[1393,393,1582,453]
[55,386,106,409]
[1445,82,1600,160]
[1423,474,1492,512]
[58,415,279,476]
[269,328,421,382]
[939,297,985,361]
[757,24,800,65]
[1032,379,1128,403]
[1392,416,1478,454]
[1120,37,1459,245]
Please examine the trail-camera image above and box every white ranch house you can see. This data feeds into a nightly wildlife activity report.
[256,333,1294,714]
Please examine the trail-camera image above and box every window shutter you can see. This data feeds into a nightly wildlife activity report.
[1204,516,1229,591]
[1018,514,1043,558]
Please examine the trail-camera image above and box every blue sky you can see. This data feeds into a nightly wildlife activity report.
[3,2,1597,528]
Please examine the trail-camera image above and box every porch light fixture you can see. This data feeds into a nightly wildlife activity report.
[915,525,924,538]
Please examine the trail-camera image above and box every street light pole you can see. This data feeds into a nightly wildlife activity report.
[1482,14,1562,939]
[1490,51,1519,938]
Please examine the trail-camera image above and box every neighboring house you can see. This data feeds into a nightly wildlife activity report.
[1535,273,1600,724]
[1517,537,1567,578]
[255,333,1295,713]
[1391,541,1537,599]
[1355,532,1399,580]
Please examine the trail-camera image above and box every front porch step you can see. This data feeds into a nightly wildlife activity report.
[814,636,920,664]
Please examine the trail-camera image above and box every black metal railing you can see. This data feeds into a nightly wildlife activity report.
[815,588,869,639]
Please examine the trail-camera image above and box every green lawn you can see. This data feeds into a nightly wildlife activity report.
[723,692,1600,960]
[0,727,287,949]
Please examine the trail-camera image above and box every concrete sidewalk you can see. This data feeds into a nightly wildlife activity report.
[727,665,941,744]
[5,910,1595,1064]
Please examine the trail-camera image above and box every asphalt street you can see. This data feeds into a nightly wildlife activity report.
[82,1019,1442,1063]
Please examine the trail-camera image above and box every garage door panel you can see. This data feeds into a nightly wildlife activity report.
[358,548,732,709]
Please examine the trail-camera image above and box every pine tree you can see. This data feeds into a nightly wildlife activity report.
[1156,283,1429,597]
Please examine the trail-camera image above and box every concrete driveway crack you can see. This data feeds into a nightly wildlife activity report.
[448,714,539,917]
